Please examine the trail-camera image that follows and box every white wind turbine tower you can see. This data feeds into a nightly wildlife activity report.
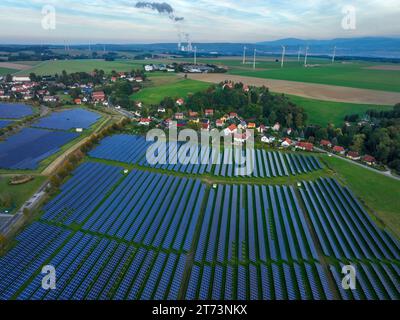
[297,47,301,62]
[243,46,247,64]
[281,45,286,68]
[194,46,197,64]
[304,46,309,66]
[253,48,257,70]
[332,46,337,63]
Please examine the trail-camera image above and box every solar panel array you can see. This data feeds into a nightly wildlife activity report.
[0,120,13,128]
[0,103,33,119]
[0,159,399,300]
[33,108,101,131]
[300,178,400,261]
[90,134,323,177]
[0,128,79,169]
[185,262,335,300]
[0,224,187,300]
[82,170,206,252]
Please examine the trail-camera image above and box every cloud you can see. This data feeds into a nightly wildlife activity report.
[0,0,399,43]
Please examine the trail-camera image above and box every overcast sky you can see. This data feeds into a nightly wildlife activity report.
[0,0,399,44]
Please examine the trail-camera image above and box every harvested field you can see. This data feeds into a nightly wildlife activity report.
[186,73,400,105]
[364,65,400,71]
[0,62,34,71]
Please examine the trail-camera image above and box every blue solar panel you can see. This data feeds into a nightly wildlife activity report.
[34,108,100,130]
[0,103,33,119]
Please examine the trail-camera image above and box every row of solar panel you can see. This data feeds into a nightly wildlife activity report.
[330,262,400,300]
[185,262,335,300]
[89,134,323,178]
[300,178,400,261]
[195,184,319,263]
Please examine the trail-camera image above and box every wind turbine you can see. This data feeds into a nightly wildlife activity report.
[194,46,197,65]
[253,48,257,70]
[242,46,247,64]
[332,46,336,63]
[304,46,309,66]
[281,45,286,68]
[297,47,301,62]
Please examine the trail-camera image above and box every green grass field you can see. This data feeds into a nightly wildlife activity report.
[288,95,392,126]
[0,175,47,214]
[17,59,147,75]
[323,155,400,238]
[131,78,210,105]
[0,67,17,75]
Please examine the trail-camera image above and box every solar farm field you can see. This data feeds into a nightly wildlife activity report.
[0,160,399,300]
[89,134,323,178]
[33,109,101,131]
[0,103,34,119]
[0,120,13,128]
[0,128,79,170]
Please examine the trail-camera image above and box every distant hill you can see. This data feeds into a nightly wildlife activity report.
[256,37,400,58]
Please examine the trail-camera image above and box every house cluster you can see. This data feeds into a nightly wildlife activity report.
[110,71,143,83]
[0,76,61,103]
[319,139,377,165]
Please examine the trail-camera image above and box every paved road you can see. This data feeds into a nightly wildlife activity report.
[315,147,400,182]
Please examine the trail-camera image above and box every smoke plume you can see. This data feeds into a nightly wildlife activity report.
[135,2,184,21]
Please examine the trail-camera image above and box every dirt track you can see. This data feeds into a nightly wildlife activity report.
[187,73,400,105]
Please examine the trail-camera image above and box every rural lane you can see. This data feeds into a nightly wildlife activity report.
[315,147,400,182]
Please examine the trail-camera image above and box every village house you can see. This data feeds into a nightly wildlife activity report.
[189,111,199,118]
[176,98,184,106]
[272,122,281,132]
[74,98,82,105]
[296,141,314,152]
[281,138,292,148]
[205,109,214,117]
[175,113,184,120]
[43,96,58,103]
[347,151,361,161]
[238,121,247,130]
[139,118,151,126]
[224,124,237,136]
[229,112,238,119]
[261,136,275,144]
[333,146,346,155]
[92,91,106,102]
[362,155,376,166]
[248,122,256,129]
[201,123,210,131]
[257,125,266,134]
[233,132,250,143]
[216,119,224,127]
[320,140,332,148]
[157,107,166,113]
